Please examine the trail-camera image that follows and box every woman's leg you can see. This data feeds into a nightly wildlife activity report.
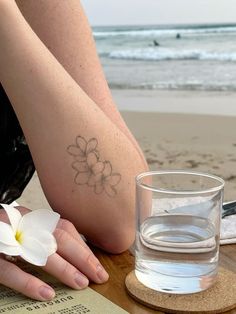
[0,1,147,253]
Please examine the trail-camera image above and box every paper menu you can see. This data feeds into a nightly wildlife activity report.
[0,264,129,314]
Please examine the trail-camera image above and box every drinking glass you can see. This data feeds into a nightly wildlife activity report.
[135,170,224,294]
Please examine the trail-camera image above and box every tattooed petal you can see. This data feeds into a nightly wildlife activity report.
[94,172,102,182]
[67,145,84,157]
[107,173,121,186]
[68,136,121,197]
[104,184,117,197]
[87,152,98,168]
[92,161,105,174]
[95,182,104,194]
[103,161,112,177]
[76,136,87,152]
[86,138,98,154]
[94,150,100,158]
[75,155,87,162]
[75,172,90,185]
[72,161,88,172]
[88,175,98,187]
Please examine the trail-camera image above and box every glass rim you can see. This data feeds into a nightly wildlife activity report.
[135,170,225,195]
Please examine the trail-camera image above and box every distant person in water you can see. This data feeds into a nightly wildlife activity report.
[153,40,160,46]
[176,33,181,39]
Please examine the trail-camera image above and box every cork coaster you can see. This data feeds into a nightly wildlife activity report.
[125,268,236,314]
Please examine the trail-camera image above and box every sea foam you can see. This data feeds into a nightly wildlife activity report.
[109,48,236,62]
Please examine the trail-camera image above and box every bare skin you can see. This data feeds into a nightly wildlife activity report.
[0,0,148,300]
[15,0,145,152]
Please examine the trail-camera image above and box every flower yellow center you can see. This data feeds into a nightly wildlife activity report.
[15,230,23,244]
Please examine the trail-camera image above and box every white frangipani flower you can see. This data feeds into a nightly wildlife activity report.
[0,204,60,266]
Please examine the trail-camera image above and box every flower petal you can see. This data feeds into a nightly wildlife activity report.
[0,222,18,246]
[106,173,121,186]
[20,236,49,266]
[75,155,87,162]
[25,230,57,256]
[88,173,102,187]
[74,171,90,185]
[67,145,85,157]
[18,209,60,234]
[94,182,104,194]
[72,161,88,172]
[103,161,112,177]
[76,136,87,152]
[94,150,100,159]
[0,243,22,256]
[87,175,97,187]
[1,204,22,233]
[86,138,98,154]
[87,152,98,168]
[104,184,117,197]
[92,162,104,174]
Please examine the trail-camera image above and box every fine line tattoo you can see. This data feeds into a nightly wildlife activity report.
[67,136,121,197]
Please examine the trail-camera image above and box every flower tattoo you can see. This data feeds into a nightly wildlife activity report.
[67,136,121,197]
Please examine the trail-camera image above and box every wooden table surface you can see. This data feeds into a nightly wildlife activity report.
[90,245,236,314]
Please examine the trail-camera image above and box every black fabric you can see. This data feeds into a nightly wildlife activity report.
[0,84,35,203]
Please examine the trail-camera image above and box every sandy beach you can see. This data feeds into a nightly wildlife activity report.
[18,89,236,208]
[113,89,236,116]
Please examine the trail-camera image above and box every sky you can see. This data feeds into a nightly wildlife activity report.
[81,0,236,26]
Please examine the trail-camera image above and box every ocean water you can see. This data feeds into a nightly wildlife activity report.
[93,24,236,92]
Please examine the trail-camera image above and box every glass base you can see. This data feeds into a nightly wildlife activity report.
[135,268,217,294]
